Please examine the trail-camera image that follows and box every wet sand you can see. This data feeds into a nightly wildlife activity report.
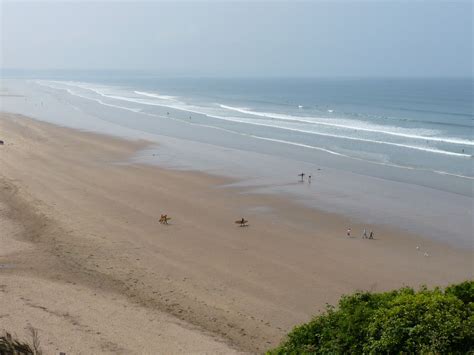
[0,113,472,353]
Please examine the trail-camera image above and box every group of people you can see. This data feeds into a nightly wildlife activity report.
[159,214,171,224]
[347,228,374,239]
[298,172,311,183]
[298,168,323,183]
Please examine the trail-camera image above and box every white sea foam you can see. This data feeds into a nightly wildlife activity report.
[245,136,346,156]
[36,81,142,113]
[32,80,474,180]
[58,81,471,150]
[432,170,474,180]
[134,91,177,101]
[41,80,471,158]
[149,112,474,179]
[216,117,471,157]
[219,104,474,146]
[66,82,214,118]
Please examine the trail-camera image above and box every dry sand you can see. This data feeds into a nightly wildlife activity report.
[0,113,472,354]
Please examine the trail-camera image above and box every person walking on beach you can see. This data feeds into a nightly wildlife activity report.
[298,173,305,182]
[308,175,312,184]
[362,228,367,239]
[347,228,351,238]
[369,230,374,239]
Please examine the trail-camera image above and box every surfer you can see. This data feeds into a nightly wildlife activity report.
[235,218,248,227]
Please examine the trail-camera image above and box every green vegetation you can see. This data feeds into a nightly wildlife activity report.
[0,333,33,355]
[0,327,42,355]
[269,281,473,354]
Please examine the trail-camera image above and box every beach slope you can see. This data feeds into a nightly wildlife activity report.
[0,113,471,353]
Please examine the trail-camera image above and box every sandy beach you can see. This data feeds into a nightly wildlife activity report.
[0,112,472,354]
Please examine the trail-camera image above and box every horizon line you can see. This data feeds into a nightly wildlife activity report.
[1,68,473,80]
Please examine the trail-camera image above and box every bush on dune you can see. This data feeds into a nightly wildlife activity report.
[0,333,34,355]
[268,281,473,354]
[0,326,42,355]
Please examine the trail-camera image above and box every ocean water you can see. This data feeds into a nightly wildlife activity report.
[33,76,473,181]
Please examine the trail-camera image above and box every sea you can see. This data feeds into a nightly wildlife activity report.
[1,73,473,246]
[31,75,474,177]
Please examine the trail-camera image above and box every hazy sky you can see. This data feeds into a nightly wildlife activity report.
[1,1,472,77]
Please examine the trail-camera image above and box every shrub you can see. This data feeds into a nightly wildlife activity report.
[268,281,473,354]
[0,332,34,355]
[0,326,42,355]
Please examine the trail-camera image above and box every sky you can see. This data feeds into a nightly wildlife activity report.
[0,1,472,77]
